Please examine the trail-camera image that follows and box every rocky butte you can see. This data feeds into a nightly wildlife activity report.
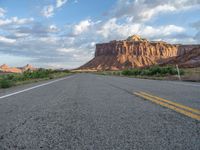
[79,35,200,70]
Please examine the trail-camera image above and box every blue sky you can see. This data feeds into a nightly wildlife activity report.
[0,0,200,68]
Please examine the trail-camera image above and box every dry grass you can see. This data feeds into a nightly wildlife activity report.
[181,67,200,82]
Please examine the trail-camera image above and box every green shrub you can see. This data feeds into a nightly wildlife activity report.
[141,69,151,76]
[63,70,70,73]
[0,79,13,88]
[0,69,71,88]
[122,69,140,76]
[22,69,53,79]
[6,74,15,80]
[122,70,132,76]
[121,65,184,76]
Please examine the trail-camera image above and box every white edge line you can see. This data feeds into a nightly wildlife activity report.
[0,76,72,99]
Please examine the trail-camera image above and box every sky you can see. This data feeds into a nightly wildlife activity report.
[0,0,200,69]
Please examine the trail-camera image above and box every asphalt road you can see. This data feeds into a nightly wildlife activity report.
[0,74,199,150]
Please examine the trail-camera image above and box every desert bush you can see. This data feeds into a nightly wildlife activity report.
[0,79,13,88]
[122,69,141,76]
[121,66,184,76]
[22,69,54,79]
[0,69,71,88]
[122,70,132,76]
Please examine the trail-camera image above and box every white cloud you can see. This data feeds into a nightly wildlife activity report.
[0,36,16,44]
[57,47,76,53]
[0,8,6,18]
[41,0,68,18]
[73,19,93,35]
[38,37,60,43]
[14,33,30,38]
[49,25,59,32]
[41,5,54,18]
[139,4,176,21]
[56,0,68,8]
[96,18,185,41]
[0,17,34,26]
[111,0,200,22]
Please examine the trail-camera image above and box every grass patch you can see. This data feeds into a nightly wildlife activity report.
[181,67,200,82]
[0,69,72,89]
[0,79,13,88]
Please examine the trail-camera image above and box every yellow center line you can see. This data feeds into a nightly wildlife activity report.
[134,92,200,121]
[139,91,200,115]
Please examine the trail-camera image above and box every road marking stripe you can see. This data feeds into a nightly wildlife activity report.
[134,92,200,121]
[139,91,200,115]
[0,76,72,99]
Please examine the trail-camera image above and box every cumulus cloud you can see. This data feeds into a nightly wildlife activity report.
[73,19,93,35]
[41,0,68,18]
[95,18,185,42]
[0,36,16,44]
[111,0,200,22]
[57,47,76,53]
[139,4,176,21]
[0,8,6,18]
[9,23,60,39]
[56,0,68,8]
[0,17,34,26]
[49,25,59,32]
[41,5,54,18]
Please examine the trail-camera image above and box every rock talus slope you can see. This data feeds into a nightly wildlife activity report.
[79,35,200,70]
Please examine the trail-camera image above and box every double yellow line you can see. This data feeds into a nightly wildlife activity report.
[134,91,200,121]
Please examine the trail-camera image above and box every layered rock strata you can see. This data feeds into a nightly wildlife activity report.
[79,35,200,70]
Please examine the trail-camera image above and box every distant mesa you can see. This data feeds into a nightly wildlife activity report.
[0,64,36,73]
[0,64,9,70]
[79,35,200,70]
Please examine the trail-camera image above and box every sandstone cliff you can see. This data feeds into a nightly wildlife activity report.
[79,35,200,70]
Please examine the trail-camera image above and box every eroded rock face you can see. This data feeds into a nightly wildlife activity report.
[79,35,200,70]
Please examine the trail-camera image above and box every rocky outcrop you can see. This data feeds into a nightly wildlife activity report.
[0,64,36,73]
[0,64,22,73]
[21,64,36,72]
[79,35,200,70]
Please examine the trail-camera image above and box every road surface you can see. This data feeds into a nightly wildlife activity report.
[0,74,199,150]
